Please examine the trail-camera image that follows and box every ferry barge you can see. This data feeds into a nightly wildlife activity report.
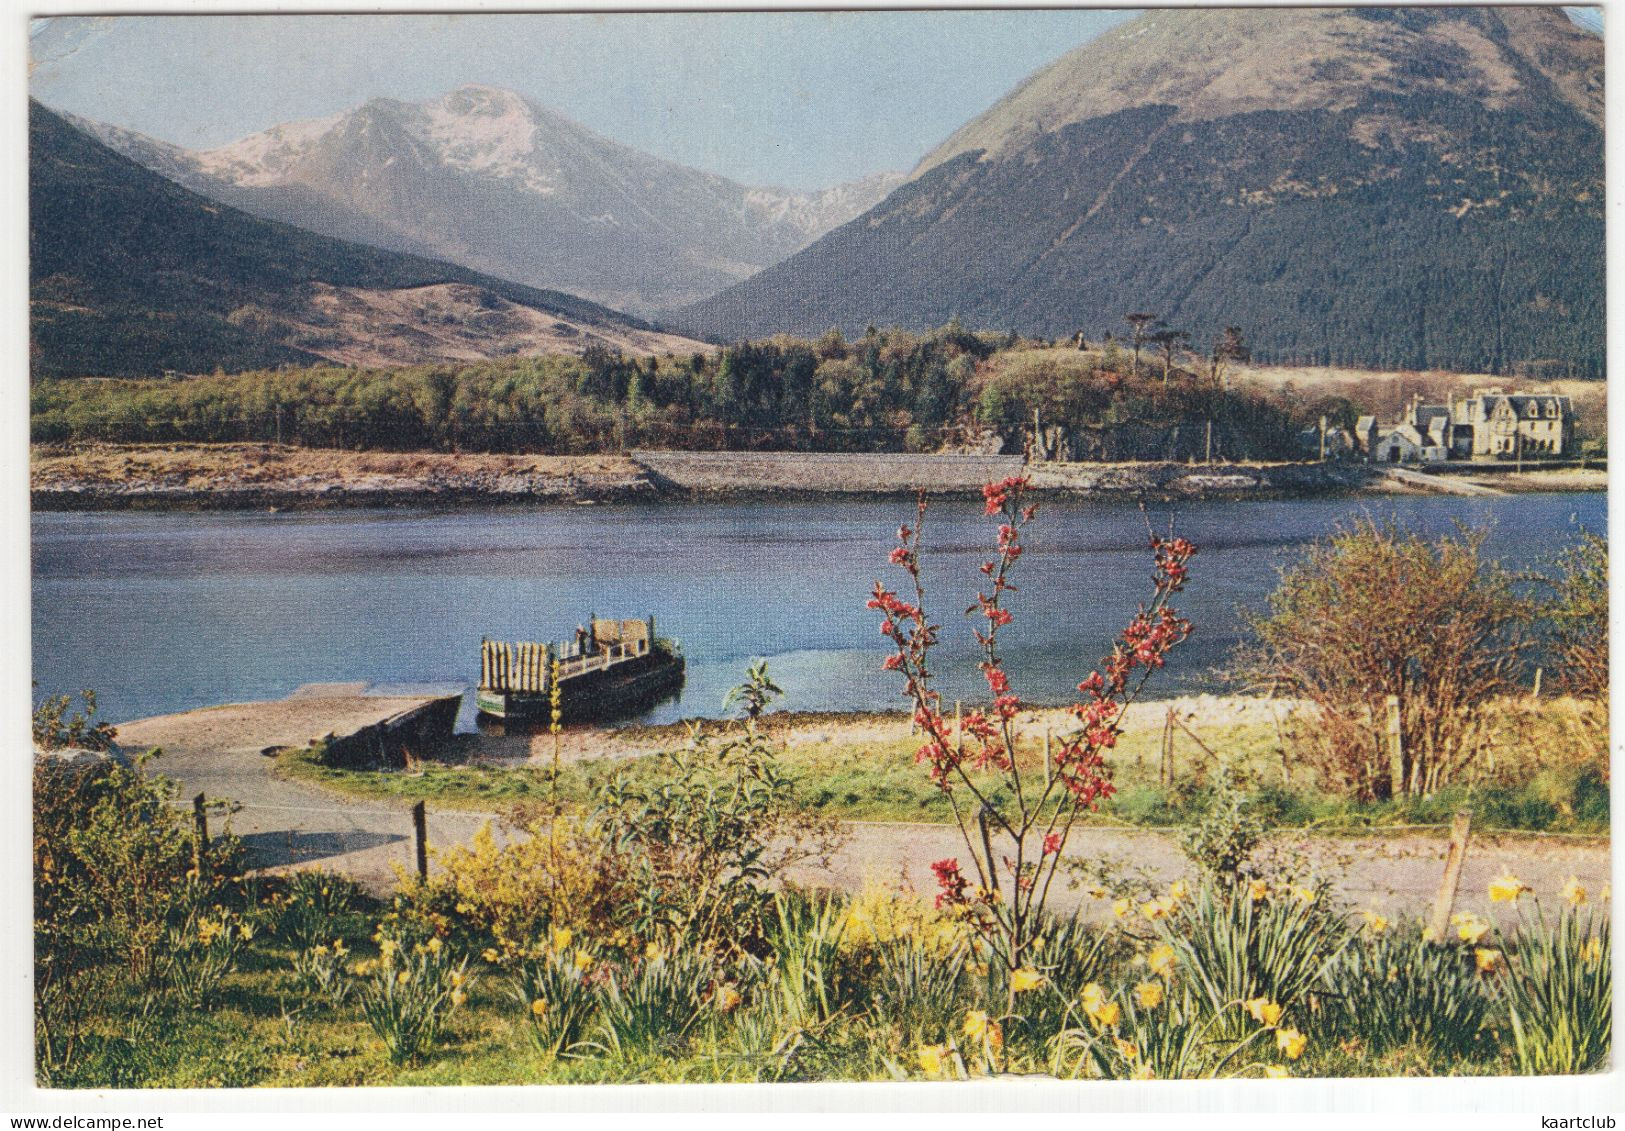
[475,615,684,723]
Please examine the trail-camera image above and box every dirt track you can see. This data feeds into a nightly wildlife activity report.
[116,698,1609,924]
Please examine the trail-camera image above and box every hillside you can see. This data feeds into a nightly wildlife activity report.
[71,86,906,316]
[28,101,705,378]
[674,7,1604,377]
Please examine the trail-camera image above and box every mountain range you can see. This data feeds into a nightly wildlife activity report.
[675,6,1604,376]
[35,7,1605,379]
[71,85,905,316]
[29,101,705,378]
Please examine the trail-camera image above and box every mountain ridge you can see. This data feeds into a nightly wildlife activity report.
[676,6,1603,376]
[29,100,705,378]
[69,85,906,315]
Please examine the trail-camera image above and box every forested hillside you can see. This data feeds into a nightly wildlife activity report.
[675,8,1604,377]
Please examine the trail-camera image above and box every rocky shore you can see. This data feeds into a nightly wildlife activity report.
[31,446,664,510]
[34,443,1593,510]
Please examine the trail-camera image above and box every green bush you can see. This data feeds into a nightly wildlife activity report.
[1152,876,1351,1038]
[1320,922,1496,1059]
[354,933,471,1064]
[592,664,841,954]
[509,941,599,1060]
[1497,899,1611,1074]
[593,950,713,1058]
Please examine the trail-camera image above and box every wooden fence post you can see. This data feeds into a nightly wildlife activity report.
[412,800,428,882]
[1161,706,1176,787]
[192,793,208,873]
[1385,694,1405,799]
[1426,810,1473,943]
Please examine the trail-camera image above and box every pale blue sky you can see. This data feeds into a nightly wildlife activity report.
[29,11,1136,191]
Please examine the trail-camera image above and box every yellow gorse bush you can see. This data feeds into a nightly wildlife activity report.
[838,881,968,957]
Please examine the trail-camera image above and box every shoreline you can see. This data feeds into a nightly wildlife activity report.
[31,444,1605,511]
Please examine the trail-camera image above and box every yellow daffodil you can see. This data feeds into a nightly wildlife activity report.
[482,948,500,964]
[531,999,549,1017]
[313,944,330,957]
[1112,898,1132,919]
[450,971,466,988]
[1140,897,1173,921]
[1276,1028,1307,1060]
[916,1045,946,1075]
[574,951,593,971]
[1089,1000,1121,1030]
[1452,912,1490,945]
[963,1010,990,1040]
[1489,871,1528,903]
[552,926,574,952]
[1169,879,1189,901]
[426,936,443,954]
[1359,910,1389,935]
[450,989,467,1007]
[1147,943,1177,979]
[1112,1037,1139,1060]
[1474,948,1503,974]
[1581,937,1603,965]
[1562,876,1588,907]
[333,939,349,956]
[1290,885,1316,904]
[1080,983,1106,1013]
[1133,981,1165,1009]
[1246,997,1283,1028]
[1010,967,1045,993]
[645,942,663,961]
[716,984,742,1012]
[238,922,256,942]
[1264,1065,1290,1079]
[1248,879,1269,902]
[396,970,411,984]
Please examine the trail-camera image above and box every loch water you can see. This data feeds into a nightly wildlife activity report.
[32,492,1605,728]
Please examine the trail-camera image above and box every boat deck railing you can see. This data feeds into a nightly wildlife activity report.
[555,637,650,680]
[481,635,652,693]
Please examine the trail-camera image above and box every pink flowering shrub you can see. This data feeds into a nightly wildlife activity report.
[869,475,1195,980]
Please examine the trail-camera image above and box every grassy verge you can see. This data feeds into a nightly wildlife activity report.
[279,698,1608,836]
[50,891,1529,1088]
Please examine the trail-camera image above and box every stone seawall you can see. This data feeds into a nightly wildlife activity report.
[32,444,1398,509]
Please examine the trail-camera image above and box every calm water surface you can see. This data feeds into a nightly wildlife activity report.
[32,493,1604,728]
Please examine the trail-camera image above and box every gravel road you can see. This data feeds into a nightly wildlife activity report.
[117,699,1608,924]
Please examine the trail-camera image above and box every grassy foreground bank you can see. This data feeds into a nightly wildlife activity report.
[279,696,1608,836]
